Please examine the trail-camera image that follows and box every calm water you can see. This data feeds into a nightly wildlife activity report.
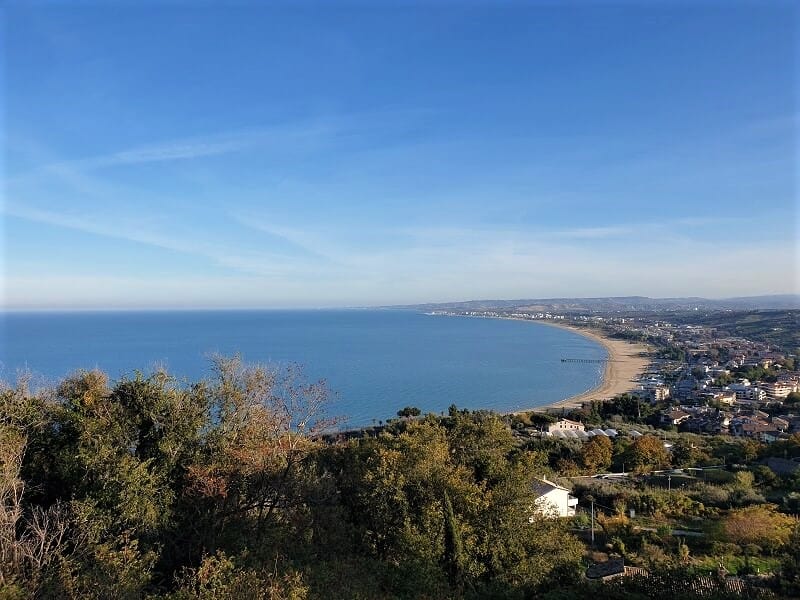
[0,310,605,427]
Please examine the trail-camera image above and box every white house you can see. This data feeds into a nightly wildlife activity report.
[547,418,585,433]
[530,478,578,518]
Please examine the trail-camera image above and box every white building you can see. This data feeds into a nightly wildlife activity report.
[547,418,585,433]
[761,381,798,401]
[531,478,578,518]
[727,382,767,402]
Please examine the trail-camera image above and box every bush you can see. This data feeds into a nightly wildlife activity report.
[167,552,308,600]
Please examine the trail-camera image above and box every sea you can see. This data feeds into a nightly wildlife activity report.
[0,309,606,427]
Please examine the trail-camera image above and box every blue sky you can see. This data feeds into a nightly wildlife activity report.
[3,1,798,309]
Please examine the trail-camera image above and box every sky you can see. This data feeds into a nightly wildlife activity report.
[2,1,798,309]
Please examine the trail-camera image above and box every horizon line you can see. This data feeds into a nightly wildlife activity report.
[2,292,798,314]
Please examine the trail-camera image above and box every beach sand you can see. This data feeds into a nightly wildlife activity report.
[508,320,652,413]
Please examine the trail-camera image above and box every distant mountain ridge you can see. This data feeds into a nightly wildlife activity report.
[389,294,800,312]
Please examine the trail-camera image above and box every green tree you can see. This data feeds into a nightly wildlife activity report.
[397,406,422,418]
[442,490,464,597]
[167,551,308,600]
[671,438,707,468]
[779,523,800,597]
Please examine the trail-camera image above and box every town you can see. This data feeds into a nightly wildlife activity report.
[432,307,799,444]
[416,306,800,596]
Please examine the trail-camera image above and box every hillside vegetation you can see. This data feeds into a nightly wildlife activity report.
[2,359,798,599]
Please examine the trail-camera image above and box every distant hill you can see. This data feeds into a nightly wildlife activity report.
[390,294,800,312]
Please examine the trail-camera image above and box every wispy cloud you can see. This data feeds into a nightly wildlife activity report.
[232,215,340,263]
[8,108,432,180]
[4,198,797,309]
[8,136,249,183]
[3,204,327,279]
[84,138,252,167]
[8,121,338,182]
[4,204,208,254]
[394,217,746,245]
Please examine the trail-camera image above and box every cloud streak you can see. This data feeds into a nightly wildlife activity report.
[8,121,338,182]
[3,204,330,280]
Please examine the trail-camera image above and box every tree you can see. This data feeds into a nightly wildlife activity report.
[183,357,336,559]
[323,413,584,596]
[722,504,795,554]
[785,391,800,405]
[3,363,599,598]
[691,367,708,380]
[446,409,515,483]
[600,394,652,421]
[0,425,72,596]
[670,438,708,468]
[779,523,800,597]
[579,436,612,473]
[624,436,671,472]
[168,551,308,600]
[397,406,422,418]
[713,373,733,387]
[441,490,464,597]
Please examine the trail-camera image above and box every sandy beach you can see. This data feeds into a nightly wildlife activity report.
[507,319,652,413]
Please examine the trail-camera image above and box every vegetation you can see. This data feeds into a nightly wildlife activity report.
[0,362,584,599]
[579,436,613,472]
[3,364,799,598]
[670,310,800,355]
[396,406,422,418]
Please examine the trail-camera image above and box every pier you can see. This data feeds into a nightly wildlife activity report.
[561,358,616,363]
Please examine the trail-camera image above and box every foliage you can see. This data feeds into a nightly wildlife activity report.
[733,364,778,383]
[623,436,671,472]
[166,551,308,600]
[5,360,797,598]
[719,504,796,554]
[396,406,421,418]
[511,411,556,428]
[778,523,800,597]
[580,436,613,472]
[0,364,591,599]
[670,438,710,468]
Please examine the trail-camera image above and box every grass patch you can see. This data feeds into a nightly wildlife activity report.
[693,554,782,575]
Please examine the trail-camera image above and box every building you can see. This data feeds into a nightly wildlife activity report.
[761,381,798,401]
[771,416,790,432]
[650,385,671,402]
[730,416,784,442]
[763,457,800,476]
[661,409,691,426]
[726,381,767,402]
[531,478,578,518]
[547,418,585,433]
[639,379,670,402]
[672,378,698,400]
[585,558,648,581]
[697,390,737,406]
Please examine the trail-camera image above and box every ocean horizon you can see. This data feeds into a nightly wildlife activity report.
[0,309,606,427]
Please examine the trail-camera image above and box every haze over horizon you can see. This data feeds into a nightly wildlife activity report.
[3,2,798,310]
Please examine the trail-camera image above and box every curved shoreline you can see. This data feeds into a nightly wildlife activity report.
[497,318,652,413]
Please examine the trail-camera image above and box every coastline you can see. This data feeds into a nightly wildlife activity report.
[499,317,652,414]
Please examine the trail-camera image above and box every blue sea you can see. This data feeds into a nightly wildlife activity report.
[0,310,606,427]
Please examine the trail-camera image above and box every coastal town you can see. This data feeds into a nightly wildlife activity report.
[429,307,800,444]
[396,306,799,595]
[5,306,798,599]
